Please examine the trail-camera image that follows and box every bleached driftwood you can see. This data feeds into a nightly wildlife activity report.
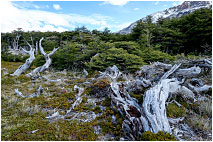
[11,40,36,76]
[189,79,211,94]
[15,85,43,98]
[159,63,181,82]
[67,85,85,114]
[99,65,122,82]
[175,66,201,78]
[46,85,85,121]
[41,76,61,82]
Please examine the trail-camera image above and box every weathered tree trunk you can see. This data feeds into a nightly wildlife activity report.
[26,37,60,78]
[104,64,199,140]
[11,40,35,76]
[12,33,21,50]
[35,41,38,55]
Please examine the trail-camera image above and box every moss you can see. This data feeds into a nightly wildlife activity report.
[141,131,176,141]
[1,76,16,85]
[72,101,91,112]
[85,78,110,96]
[16,75,31,82]
[2,114,98,141]
[82,96,88,103]
[129,92,144,104]
[84,87,93,95]
[92,106,102,114]
[29,92,76,110]
[93,78,110,89]
[166,103,186,118]
[101,96,111,106]
[175,95,200,114]
[96,105,124,138]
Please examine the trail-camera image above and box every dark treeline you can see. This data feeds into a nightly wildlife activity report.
[1,7,212,72]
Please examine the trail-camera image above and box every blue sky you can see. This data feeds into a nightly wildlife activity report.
[1,1,183,33]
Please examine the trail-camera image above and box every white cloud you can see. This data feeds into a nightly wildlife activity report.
[133,8,139,11]
[98,21,132,31]
[1,1,112,33]
[163,5,168,7]
[34,5,40,9]
[154,1,159,5]
[103,0,129,6]
[53,4,61,10]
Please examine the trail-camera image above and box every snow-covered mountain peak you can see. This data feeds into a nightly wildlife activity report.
[118,1,212,34]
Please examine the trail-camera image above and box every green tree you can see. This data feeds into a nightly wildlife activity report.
[86,47,145,72]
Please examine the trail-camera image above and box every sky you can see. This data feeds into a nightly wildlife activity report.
[1,0,184,33]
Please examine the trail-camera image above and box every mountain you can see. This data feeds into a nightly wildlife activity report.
[118,1,212,34]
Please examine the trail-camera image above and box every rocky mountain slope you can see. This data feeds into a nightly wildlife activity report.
[119,1,212,34]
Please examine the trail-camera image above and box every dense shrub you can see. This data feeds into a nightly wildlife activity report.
[139,48,175,63]
[33,54,46,67]
[86,47,145,72]
[113,41,140,54]
[1,51,29,63]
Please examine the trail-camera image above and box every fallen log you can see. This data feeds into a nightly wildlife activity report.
[15,85,43,98]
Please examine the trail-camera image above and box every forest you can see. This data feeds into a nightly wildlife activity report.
[1,7,212,141]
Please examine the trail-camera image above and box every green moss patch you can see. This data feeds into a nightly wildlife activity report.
[141,131,176,141]
[166,103,186,118]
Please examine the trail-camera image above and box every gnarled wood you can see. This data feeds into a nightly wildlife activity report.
[11,39,36,76]
[107,64,199,140]
[26,37,60,78]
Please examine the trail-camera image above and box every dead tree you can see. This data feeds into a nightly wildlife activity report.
[11,33,21,51]
[101,63,208,140]
[26,37,60,78]
[10,39,36,76]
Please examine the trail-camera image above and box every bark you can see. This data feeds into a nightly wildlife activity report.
[11,40,35,76]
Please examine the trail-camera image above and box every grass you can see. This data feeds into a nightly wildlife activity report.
[198,100,212,117]
[1,61,100,141]
[2,61,212,141]
[185,112,212,131]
